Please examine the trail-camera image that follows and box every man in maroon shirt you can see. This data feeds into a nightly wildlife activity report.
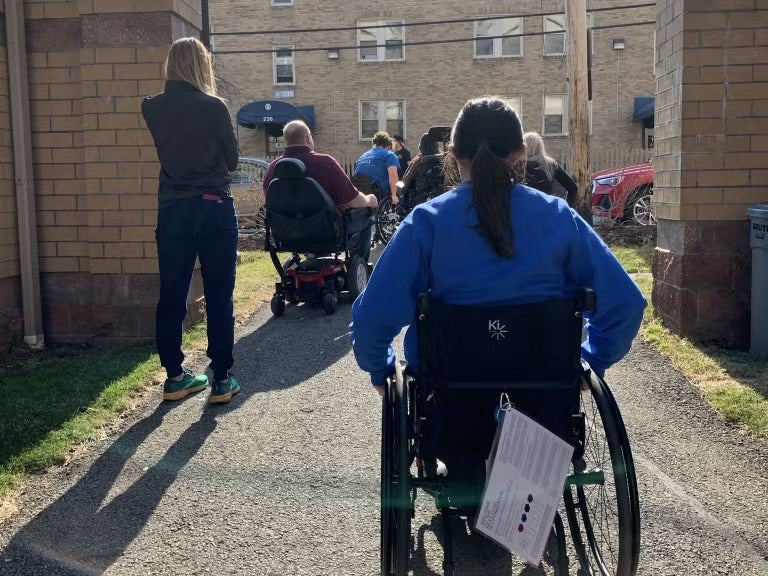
[264,120,378,260]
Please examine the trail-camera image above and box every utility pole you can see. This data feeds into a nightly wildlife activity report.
[566,0,592,224]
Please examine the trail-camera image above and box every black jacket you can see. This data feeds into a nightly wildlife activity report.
[525,160,578,207]
[142,80,239,207]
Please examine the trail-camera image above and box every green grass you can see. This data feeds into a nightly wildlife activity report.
[0,251,274,501]
[612,249,768,438]
[610,245,654,274]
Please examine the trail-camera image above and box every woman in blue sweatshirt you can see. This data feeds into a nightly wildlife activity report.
[351,97,646,393]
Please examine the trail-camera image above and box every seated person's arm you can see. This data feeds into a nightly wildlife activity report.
[567,212,647,377]
[388,165,399,200]
[351,212,430,388]
[346,190,378,209]
[402,154,422,189]
[326,155,378,209]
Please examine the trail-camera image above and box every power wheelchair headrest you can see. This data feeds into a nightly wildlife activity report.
[273,158,306,180]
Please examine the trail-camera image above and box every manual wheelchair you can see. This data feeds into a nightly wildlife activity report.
[380,290,640,575]
[264,158,373,316]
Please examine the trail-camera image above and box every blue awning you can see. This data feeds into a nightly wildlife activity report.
[236,100,316,129]
[632,97,655,126]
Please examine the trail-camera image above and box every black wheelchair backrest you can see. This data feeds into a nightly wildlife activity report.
[418,293,591,384]
[265,158,340,253]
[416,292,595,456]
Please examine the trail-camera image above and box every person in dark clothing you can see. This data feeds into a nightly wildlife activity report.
[401,133,445,208]
[392,135,412,179]
[263,120,378,261]
[523,131,578,207]
[141,37,240,405]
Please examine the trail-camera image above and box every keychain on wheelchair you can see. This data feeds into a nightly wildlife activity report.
[494,392,514,423]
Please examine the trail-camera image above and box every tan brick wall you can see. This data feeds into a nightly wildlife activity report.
[653,0,685,220]
[17,0,202,340]
[0,43,20,282]
[80,45,162,276]
[211,0,656,170]
[654,0,768,221]
[23,1,192,279]
[27,47,87,274]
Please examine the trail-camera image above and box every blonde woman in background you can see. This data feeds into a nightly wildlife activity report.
[141,37,241,405]
[523,131,578,207]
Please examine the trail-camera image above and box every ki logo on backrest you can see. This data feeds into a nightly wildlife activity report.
[489,319,507,341]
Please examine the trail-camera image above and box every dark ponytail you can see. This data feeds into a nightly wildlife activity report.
[451,97,523,258]
[470,141,514,257]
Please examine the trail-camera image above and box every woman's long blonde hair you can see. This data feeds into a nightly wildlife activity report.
[523,131,557,181]
[164,37,218,97]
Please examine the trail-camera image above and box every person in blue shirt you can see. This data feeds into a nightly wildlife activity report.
[353,131,401,206]
[351,97,647,395]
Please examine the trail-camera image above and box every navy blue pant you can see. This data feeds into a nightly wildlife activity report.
[155,197,238,382]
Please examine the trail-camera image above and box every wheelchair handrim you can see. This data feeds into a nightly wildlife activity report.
[570,376,638,576]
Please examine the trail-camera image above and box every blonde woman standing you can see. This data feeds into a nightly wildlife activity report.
[141,37,240,405]
[523,131,578,207]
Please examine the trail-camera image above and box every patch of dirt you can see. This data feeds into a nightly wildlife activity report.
[0,342,94,373]
[595,221,656,247]
[237,233,265,252]
[0,498,18,522]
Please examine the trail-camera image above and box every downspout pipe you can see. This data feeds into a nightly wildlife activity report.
[5,0,44,348]
[201,0,210,49]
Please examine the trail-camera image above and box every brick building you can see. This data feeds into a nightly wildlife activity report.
[209,0,657,171]
[652,0,768,346]
[0,0,204,345]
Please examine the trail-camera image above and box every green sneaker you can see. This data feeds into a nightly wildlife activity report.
[209,376,241,404]
[163,371,209,401]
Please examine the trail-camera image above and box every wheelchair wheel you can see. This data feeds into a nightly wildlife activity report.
[375,197,402,246]
[270,294,285,317]
[381,365,411,575]
[322,292,337,315]
[565,373,640,576]
[346,256,368,301]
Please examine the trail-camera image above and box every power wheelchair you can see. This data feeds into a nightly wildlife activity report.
[380,290,640,575]
[264,158,374,316]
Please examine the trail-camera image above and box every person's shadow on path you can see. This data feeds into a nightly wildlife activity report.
[1,404,215,574]
[409,514,566,576]
[215,301,357,408]
[0,304,356,574]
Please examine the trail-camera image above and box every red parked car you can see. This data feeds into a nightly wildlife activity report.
[591,162,655,226]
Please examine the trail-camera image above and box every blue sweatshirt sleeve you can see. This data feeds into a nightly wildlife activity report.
[567,213,647,377]
[351,214,430,386]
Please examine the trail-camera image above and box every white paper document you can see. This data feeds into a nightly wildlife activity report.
[474,407,574,565]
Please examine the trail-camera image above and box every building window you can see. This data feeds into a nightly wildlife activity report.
[360,100,405,140]
[271,0,293,5]
[543,95,567,135]
[543,13,594,56]
[358,21,404,62]
[544,15,566,55]
[273,47,294,85]
[474,17,522,58]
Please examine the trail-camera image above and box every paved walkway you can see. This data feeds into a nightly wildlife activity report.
[1,295,767,575]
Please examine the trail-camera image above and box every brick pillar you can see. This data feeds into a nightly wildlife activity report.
[0,6,23,345]
[25,0,204,342]
[652,0,768,346]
